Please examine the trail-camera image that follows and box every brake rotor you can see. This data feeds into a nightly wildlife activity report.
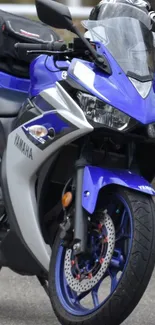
[64,212,115,293]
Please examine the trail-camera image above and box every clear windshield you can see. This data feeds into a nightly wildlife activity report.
[83,3,155,81]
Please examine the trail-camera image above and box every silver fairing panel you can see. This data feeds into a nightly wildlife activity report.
[5,83,93,271]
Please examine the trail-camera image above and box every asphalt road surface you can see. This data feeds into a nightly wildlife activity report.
[0,268,155,325]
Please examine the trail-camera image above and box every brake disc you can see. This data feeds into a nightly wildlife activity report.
[64,212,115,293]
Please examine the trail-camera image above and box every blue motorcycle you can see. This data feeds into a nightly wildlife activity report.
[0,0,155,324]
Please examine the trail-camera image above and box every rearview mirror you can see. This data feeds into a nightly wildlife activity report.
[36,0,73,31]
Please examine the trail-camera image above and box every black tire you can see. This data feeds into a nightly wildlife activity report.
[49,187,155,325]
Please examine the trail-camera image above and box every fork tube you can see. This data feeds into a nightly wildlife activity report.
[73,159,87,255]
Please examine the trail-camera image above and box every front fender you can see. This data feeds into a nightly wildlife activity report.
[82,166,155,214]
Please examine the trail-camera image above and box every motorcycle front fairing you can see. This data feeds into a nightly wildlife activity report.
[68,52,155,125]
[67,10,155,214]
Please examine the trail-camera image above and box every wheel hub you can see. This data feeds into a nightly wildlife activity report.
[64,212,115,293]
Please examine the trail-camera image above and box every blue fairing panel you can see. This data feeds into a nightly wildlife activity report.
[29,55,70,97]
[68,43,155,125]
[0,71,30,93]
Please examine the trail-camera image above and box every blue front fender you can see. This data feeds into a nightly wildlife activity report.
[82,166,155,214]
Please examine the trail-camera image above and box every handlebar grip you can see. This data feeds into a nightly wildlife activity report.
[15,41,67,52]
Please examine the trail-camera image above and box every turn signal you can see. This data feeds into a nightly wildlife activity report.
[62,192,73,208]
[28,125,48,138]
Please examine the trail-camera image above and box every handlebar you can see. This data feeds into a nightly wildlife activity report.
[15,38,110,74]
[15,41,67,52]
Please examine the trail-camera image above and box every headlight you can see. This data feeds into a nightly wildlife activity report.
[77,92,131,131]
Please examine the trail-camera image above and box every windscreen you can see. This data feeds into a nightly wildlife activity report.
[83,3,155,81]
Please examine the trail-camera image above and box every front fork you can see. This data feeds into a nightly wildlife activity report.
[73,159,88,256]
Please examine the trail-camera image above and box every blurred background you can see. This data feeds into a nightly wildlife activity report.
[0,0,98,5]
[0,0,99,39]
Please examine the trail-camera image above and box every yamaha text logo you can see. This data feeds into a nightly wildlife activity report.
[14,134,33,160]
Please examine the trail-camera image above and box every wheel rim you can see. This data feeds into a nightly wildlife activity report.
[55,193,133,316]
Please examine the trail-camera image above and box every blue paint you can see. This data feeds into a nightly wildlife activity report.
[55,194,133,316]
[0,70,30,93]
[0,55,68,98]
[1,40,155,126]
[29,55,70,97]
[68,42,155,124]
[82,166,155,214]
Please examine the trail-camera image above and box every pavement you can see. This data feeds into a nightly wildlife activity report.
[0,268,155,325]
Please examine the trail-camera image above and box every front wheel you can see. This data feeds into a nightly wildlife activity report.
[49,187,155,325]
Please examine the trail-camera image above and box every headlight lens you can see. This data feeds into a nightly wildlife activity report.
[77,92,131,131]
